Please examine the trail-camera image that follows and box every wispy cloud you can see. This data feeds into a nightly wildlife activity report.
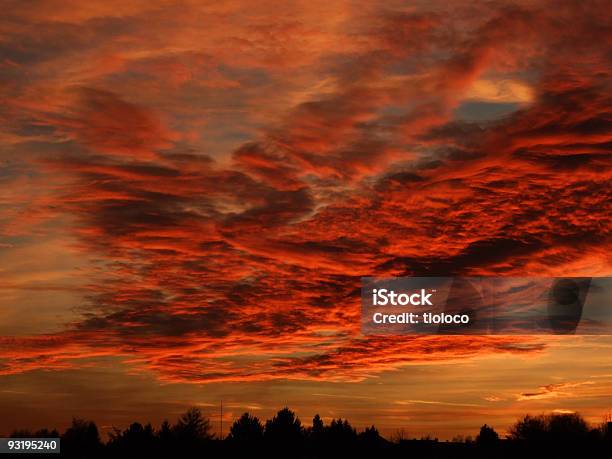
[395,400,483,408]
[517,381,595,401]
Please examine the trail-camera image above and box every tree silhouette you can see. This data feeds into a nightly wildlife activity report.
[476,424,499,449]
[309,413,325,448]
[602,420,612,442]
[156,419,174,458]
[161,407,214,458]
[359,425,386,452]
[174,407,213,441]
[158,419,172,441]
[509,413,589,445]
[312,414,324,436]
[509,414,548,442]
[264,407,303,455]
[228,412,264,444]
[360,425,382,442]
[507,411,595,459]
[107,422,156,456]
[61,418,103,457]
[10,428,59,438]
[5,408,612,458]
[548,413,588,443]
[327,418,357,444]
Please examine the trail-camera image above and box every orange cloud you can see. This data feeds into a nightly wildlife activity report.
[517,381,596,401]
[0,0,610,389]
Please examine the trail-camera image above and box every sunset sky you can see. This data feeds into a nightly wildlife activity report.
[1,0,611,439]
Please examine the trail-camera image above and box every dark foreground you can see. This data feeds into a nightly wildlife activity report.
[4,408,612,458]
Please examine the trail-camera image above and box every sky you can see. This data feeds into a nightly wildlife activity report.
[0,0,611,439]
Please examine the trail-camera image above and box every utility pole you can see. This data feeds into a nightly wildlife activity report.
[220,400,223,440]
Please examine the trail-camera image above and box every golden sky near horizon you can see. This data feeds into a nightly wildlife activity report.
[0,0,611,438]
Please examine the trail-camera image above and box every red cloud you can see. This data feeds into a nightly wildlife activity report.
[0,0,610,386]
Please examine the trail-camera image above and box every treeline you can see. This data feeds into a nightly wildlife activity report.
[7,408,612,458]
